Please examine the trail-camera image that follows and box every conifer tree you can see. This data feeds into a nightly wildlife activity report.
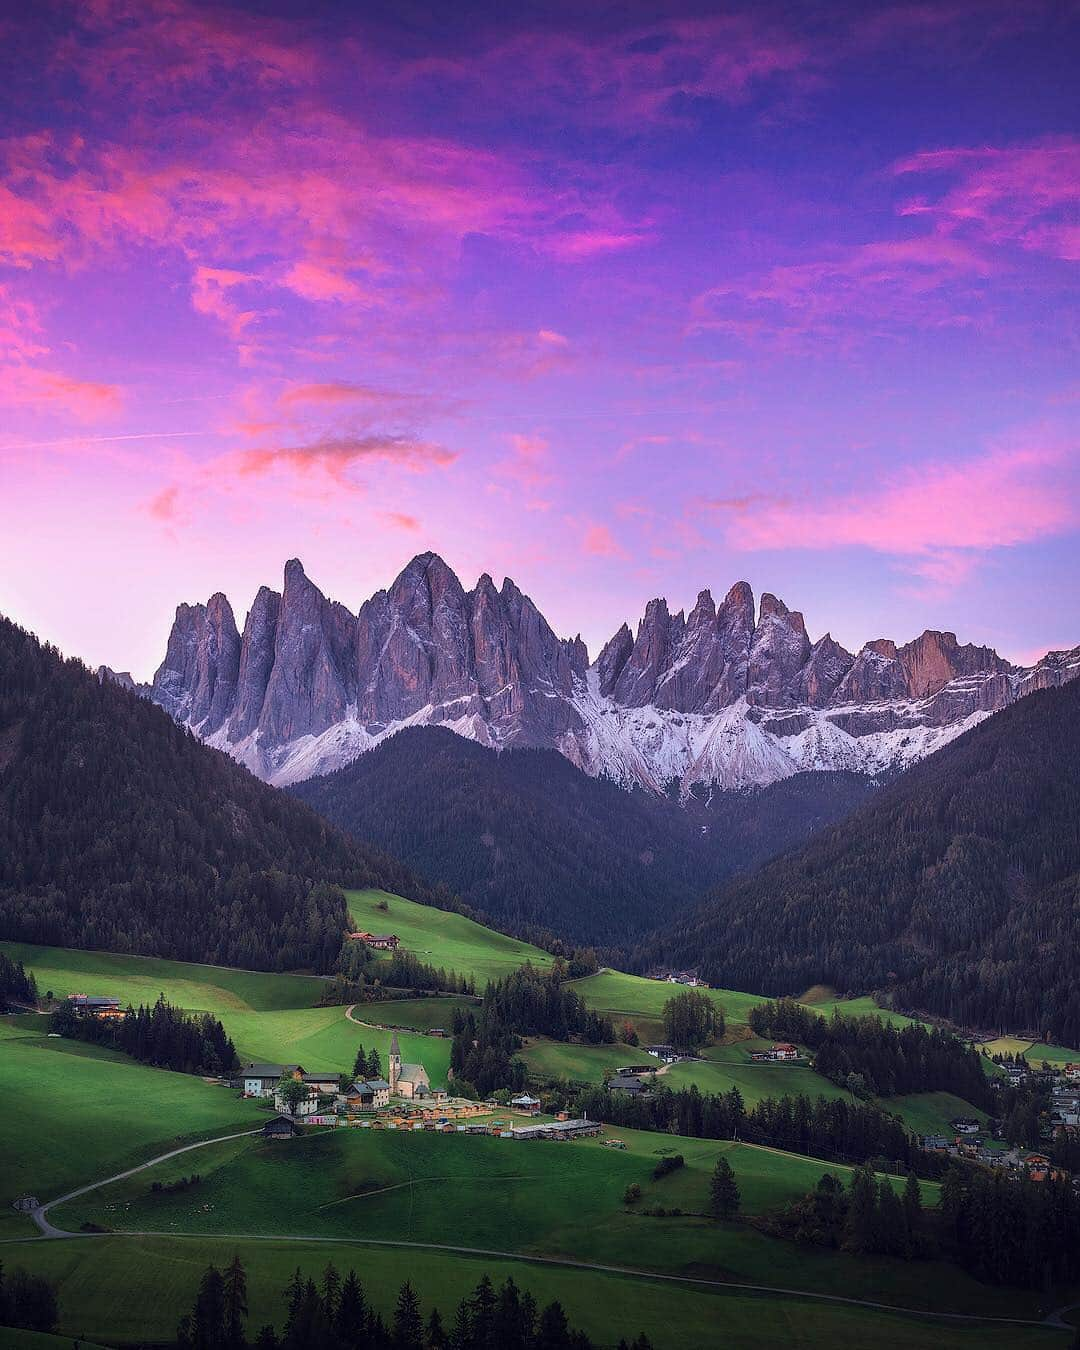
[223,1254,248,1350]
[709,1155,740,1219]
[393,1281,424,1350]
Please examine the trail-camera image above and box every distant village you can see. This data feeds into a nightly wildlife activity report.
[63,990,1080,1180]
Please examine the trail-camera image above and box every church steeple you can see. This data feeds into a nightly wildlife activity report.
[388,1031,401,1093]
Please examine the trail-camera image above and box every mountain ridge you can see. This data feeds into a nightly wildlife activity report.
[124,552,1080,793]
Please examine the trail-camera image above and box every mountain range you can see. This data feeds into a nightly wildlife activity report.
[122,553,1080,795]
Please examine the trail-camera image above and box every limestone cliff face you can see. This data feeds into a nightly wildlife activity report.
[142,552,1080,792]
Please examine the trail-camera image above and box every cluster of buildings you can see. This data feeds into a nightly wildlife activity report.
[241,1033,440,1118]
[659,971,707,988]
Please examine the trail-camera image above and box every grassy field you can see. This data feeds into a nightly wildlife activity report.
[881,1093,989,1137]
[0,1016,263,1213]
[1,1235,1063,1350]
[0,940,328,1015]
[0,1331,110,1350]
[226,1005,452,1085]
[570,969,768,1028]
[978,1037,1080,1067]
[46,1124,1064,1325]
[357,995,477,1030]
[346,889,552,986]
[664,1054,852,1108]
[520,1037,647,1083]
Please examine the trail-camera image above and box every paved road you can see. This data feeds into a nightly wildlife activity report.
[17,1128,1072,1333]
[30,1129,262,1237]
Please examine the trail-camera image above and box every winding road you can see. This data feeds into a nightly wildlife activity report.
[12,1127,1076,1332]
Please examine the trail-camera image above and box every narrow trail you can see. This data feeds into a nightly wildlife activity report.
[28,1129,262,1238]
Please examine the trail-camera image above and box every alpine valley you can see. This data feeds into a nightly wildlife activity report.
[124,552,1080,796]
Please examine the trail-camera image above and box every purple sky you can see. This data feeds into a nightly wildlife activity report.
[1,0,1078,678]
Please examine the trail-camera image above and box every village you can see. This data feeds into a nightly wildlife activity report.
[62,985,1080,1192]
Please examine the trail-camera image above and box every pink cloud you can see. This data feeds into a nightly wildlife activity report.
[279,381,393,408]
[191,266,260,344]
[717,443,1075,584]
[147,484,181,522]
[233,433,458,488]
[583,522,628,559]
[379,510,421,532]
[492,433,554,492]
[0,366,123,421]
[893,137,1080,261]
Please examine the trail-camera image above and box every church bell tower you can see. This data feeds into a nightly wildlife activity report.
[388,1031,401,1093]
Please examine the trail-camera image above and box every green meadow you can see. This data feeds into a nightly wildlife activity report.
[225,1005,452,1085]
[346,888,553,986]
[978,1037,1080,1068]
[0,940,329,1015]
[881,1093,989,1138]
[1,1235,1062,1350]
[0,1016,263,1215]
[48,1123,1059,1325]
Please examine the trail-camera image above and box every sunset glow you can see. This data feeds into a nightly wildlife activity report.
[2,0,1078,675]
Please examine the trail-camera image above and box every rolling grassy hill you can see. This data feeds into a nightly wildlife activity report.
[345,888,553,987]
[0,1016,263,1217]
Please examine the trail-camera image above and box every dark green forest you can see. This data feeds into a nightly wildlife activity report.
[291,725,874,945]
[0,616,453,971]
[643,678,1080,1044]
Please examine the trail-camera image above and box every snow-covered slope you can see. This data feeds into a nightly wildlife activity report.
[130,553,1080,795]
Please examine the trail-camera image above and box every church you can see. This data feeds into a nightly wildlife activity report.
[388,1030,431,1100]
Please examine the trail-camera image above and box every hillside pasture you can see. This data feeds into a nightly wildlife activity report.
[346,889,552,987]
[0,940,328,1016]
[0,1015,263,1211]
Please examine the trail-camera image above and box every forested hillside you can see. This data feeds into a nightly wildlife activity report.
[0,616,452,971]
[644,679,1080,1044]
[291,727,874,944]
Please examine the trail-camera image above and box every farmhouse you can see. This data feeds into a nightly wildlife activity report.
[274,1082,320,1117]
[511,1093,541,1114]
[348,931,400,950]
[345,1077,391,1110]
[771,1043,799,1061]
[644,1044,678,1063]
[1065,1064,1080,1081]
[950,1118,981,1135]
[242,1063,305,1097]
[389,1031,430,1100]
[608,1074,651,1096]
[263,1115,301,1140]
[68,994,123,1019]
[301,1073,340,1096]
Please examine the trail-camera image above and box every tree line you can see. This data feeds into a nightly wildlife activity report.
[175,1255,654,1349]
[318,941,477,1005]
[51,993,238,1076]
[748,999,992,1107]
[0,616,454,972]
[449,965,614,1097]
[764,1162,1080,1290]
[557,1082,949,1179]
[0,1261,58,1336]
[0,950,36,1011]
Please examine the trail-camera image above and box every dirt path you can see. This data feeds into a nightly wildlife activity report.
[29,1129,262,1238]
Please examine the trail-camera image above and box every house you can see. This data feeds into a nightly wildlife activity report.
[950,1118,981,1135]
[263,1115,301,1140]
[771,1043,799,1061]
[511,1093,541,1115]
[617,1064,658,1077]
[301,1073,341,1097]
[241,1063,305,1098]
[1065,1064,1080,1081]
[429,1028,449,1038]
[388,1032,430,1099]
[644,1044,678,1064]
[68,994,123,1020]
[348,931,400,950]
[345,1077,391,1111]
[274,1082,320,1117]
[608,1074,649,1096]
[921,1135,952,1151]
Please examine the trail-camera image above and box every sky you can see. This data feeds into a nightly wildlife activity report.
[1,0,1078,679]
